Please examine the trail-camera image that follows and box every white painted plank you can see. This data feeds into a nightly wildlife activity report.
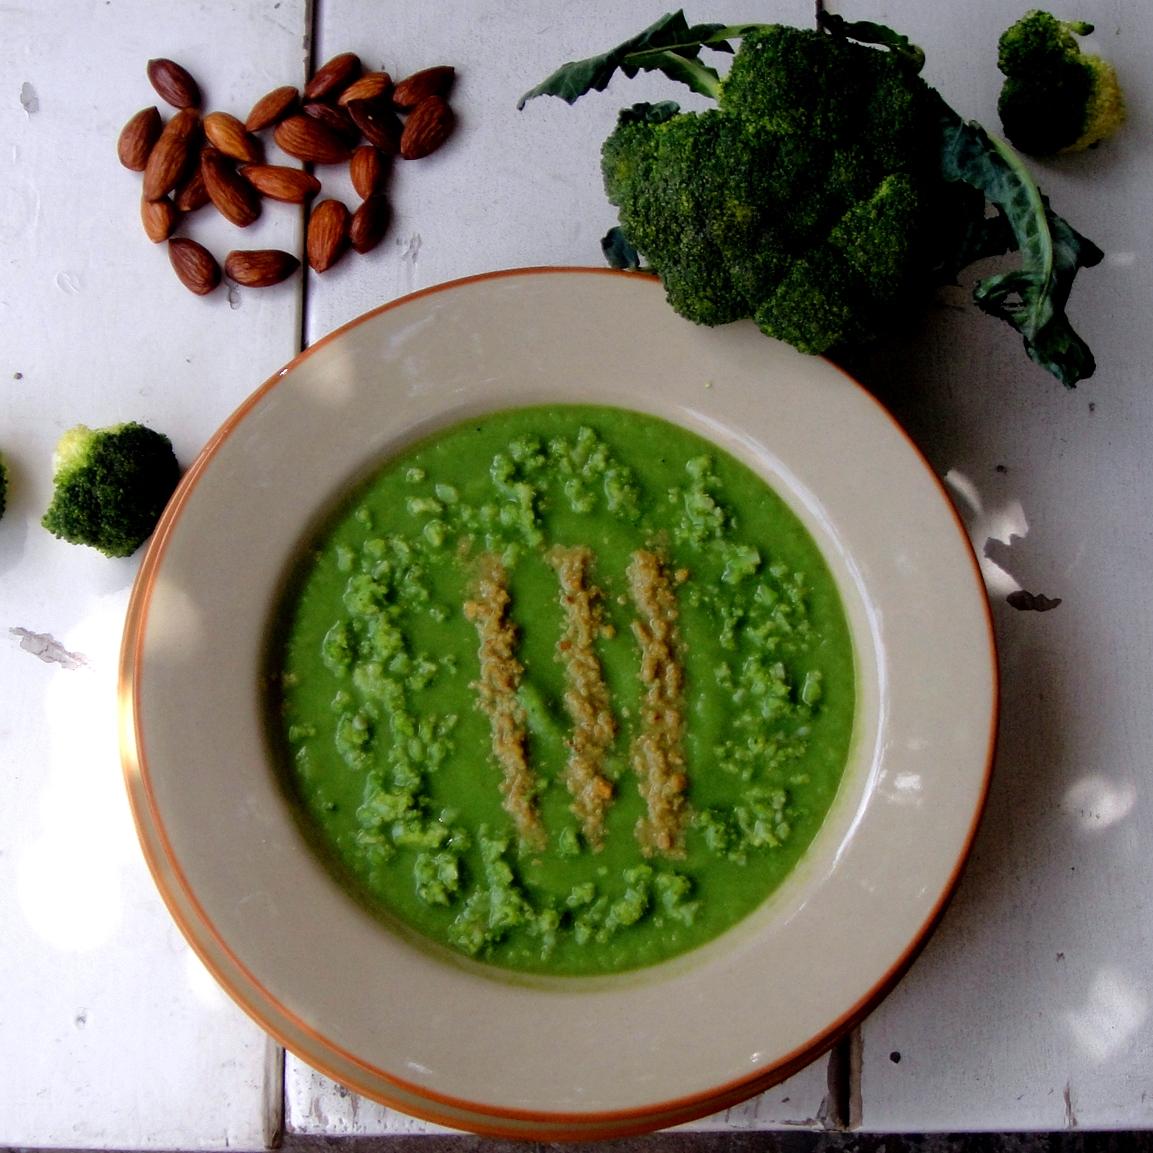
[813,0,1153,1132]
[0,1,308,1147]
[287,0,839,1135]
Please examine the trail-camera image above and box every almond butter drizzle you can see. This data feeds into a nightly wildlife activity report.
[627,549,690,857]
[463,554,546,850]
[548,546,616,848]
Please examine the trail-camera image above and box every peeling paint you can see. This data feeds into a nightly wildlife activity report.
[54,271,82,296]
[1007,588,1062,612]
[1064,1080,1079,1128]
[398,232,422,263]
[10,627,88,670]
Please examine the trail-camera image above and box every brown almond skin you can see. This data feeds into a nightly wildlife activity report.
[201,146,261,228]
[203,111,261,164]
[141,196,180,243]
[307,198,350,272]
[274,114,352,164]
[245,85,299,132]
[399,95,454,160]
[336,71,392,107]
[345,99,402,153]
[349,195,390,255]
[304,51,360,102]
[224,249,301,288]
[349,144,388,199]
[147,58,202,109]
[391,66,455,110]
[168,237,220,295]
[142,108,199,200]
[173,166,210,212]
[239,163,321,203]
[303,101,358,144]
[117,106,163,171]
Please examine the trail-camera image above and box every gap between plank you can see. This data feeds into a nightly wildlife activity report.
[297,0,322,355]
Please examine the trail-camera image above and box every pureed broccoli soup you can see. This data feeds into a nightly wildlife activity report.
[270,405,855,976]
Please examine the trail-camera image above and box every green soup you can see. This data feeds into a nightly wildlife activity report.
[271,405,855,976]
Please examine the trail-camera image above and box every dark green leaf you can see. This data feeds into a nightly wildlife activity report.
[602,226,642,270]
[619,48,723,98]
[818,12,926,71]
[517,10,736,108]
[617,100,681,126]
[939,112,1103,387]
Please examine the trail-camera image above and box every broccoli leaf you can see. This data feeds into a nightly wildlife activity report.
[939,113,1103,387]
[516,11,755,107]
[818,12,926,72]
[602,226,642,269]
[617,100,682,126]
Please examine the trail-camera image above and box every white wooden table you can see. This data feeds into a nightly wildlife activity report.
[3,1,1151,1145]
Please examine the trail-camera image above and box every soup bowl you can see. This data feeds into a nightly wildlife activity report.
[120,267,996,1138]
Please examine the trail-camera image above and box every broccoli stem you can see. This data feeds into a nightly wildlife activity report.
[986,131,1054,308]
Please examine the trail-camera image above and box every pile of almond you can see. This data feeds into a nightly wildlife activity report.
[118,54,456,295]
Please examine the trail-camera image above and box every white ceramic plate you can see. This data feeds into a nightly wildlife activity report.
[120,268,996,1139]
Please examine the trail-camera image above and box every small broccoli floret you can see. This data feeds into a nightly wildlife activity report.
[997,10,1125,156]
[601,25,940,356]
[41,422,181,558]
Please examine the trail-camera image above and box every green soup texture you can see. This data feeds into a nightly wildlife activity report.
[272,405,855,976]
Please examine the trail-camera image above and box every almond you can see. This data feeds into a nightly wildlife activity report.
[168,237,220,295]
[349,195,390,254]
[238,163,321,203]
[307,198,350,272]
[118,106,163,171]
[399,95,454,160]
[245,85,299,132]
[273,114,351,164]
[345,99,402,153]
[147,58,202,109]
[391,66,455,110]
[142,108,199,200]
[224,249,301,288]
[349,144,388,199]
[203,111,261,164]
[173,166,210,212]
[201,146,261,227]
[336,71,392,107]
[304,51,360,102]
[141,196,180,243]
[303,101,358,144]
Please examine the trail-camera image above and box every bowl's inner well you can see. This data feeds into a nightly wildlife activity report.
[267,403,859,978]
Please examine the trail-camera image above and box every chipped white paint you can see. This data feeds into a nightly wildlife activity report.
[6,0,1153,1146]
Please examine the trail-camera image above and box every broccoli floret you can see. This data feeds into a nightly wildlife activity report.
[41,422,181,557]
[997,10,1125,156]
[601,25,941,356]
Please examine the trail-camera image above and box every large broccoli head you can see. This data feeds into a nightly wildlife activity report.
[997,10,1125,156]
[41,422,181,558]
[601,25,944,356]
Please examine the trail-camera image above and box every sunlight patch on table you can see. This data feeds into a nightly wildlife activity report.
[1065,966,1149,1064]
